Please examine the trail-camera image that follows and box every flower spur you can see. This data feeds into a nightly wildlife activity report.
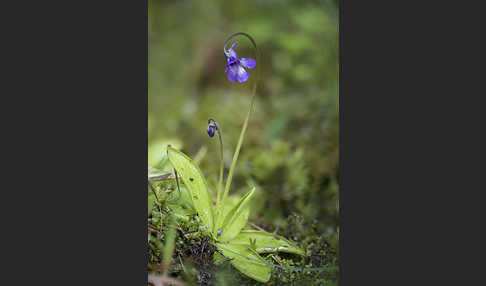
[224,41,256,83]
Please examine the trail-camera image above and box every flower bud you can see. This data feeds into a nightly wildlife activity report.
[207,118,218,138]
[207,124,216,137]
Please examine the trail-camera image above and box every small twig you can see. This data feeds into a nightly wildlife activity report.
[174,169,181,193]
[148,274,186,286]
[247,222,267,232]
[149,184,165,239]
[200,237,206,260]
[150,184,161,202]
[178,254,186,273]
[148,223,159,229]
[270,254,281,265]
[149,173,172,181]
[177,226,189,239]
[148,225,161,233]
[167,168,182,203]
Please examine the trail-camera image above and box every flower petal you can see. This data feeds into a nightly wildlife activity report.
[235,65,249,82]
[227,68,238,82]
[240,58,256,69]
[226,42,239,59]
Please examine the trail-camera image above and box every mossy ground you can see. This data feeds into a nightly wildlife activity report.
[148,203,339,285]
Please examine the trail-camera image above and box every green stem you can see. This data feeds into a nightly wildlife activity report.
[215,126,224,209]
[218,32,259,227]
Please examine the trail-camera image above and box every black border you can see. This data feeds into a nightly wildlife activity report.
[339,0,479,285]
[4,1,148,285]
[5,0,478,285]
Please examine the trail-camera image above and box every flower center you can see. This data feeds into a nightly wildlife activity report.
[227,56,239,65]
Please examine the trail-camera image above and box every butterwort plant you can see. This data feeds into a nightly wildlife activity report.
[166,32,304,283]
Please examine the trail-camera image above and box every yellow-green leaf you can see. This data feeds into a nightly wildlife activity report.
[221,195,243,218]
[148,139,182,167]
[168,185,195,211]
[231,230,305,256]
[168,204,194,222]
[167,146,214,233]
[216,242,271,283]
[218,188,254,242]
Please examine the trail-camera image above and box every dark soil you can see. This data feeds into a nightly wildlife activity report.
[180,236,217,286]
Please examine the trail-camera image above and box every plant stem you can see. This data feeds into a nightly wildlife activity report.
[221,93,255,204]
[215,127,224,209]
[218,32,259,227]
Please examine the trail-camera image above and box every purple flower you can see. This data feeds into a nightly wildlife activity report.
[224,42,256,83]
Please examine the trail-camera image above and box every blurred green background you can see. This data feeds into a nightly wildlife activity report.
[149,0,339,247]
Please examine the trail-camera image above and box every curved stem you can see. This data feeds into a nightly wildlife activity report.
[208,118,225,210]
[219,32,260,221]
